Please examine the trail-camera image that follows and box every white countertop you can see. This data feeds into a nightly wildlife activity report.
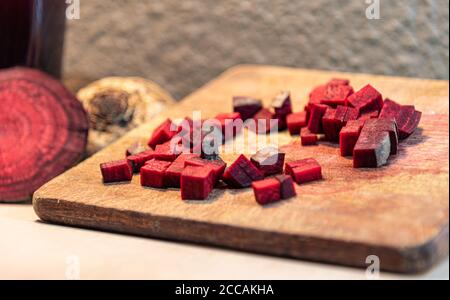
[0,204,448,280]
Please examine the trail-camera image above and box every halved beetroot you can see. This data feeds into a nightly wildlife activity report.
[185,156,227,185]
[140,159,172,188]
[285,158,322,184]
[272,91,293,130]
[287,111,308,135]
[346,84,384,115]
[307,103,328,133]
[252,178,281,205]
[100,159,133,183]
[301,127,318,146]
[275,174,297,199]
[253,108,278,134]
[0,67,89,202]
[148,118,177,149]
[127,149,155,172]
[379,99,422,140]
[353,131,391,168]
[340,120,365,157]
[165,154,200,188]
[250,147,285,176]
[222,154,264,188]
[181,166,214,200]
[233,96,262,121]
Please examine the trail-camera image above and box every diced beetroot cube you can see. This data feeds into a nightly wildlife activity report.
[307,103,328,133]
[285,158,322,184]
[287,111,308,135]
[153,141,180,161]
[215,112,242,141]
[362,118,399,155]
[379,99,422,140]
[126,142,148,157]
[308,85,326,111]
[185,156,227,185]
[340,120,365,157]
[164,154,200,188]
[275,174,297,199]
[353,131,391,168]
[252,178,281,205]
[250,147,285,176]
[253,108,278,134]
[222,154,264,188]
[233,96,263,120]
[181,166,214,200]
[272,91,293,130]
[321,84,354,107]
[300,127,318,146]
[100,159,133,183]
[322,106,359,142]
[358,109,379,121]
[328,78,350,86]
[148,118,177,149]
[140,159,172,188]
[346,84,384,114]
[127,149,155,173]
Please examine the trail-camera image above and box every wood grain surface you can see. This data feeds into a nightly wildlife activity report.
[33,65,449,273]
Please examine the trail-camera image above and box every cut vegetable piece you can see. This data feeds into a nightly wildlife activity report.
[328,78,350,86]
[322,106,359,142]
[147,118,177,149]
[307,103,328,133]
[0,67,89,202]
[301,127,318,146]
[185,156,226,185]
[140,159,172,188]
[287,111,308,135]
[347,84,383,114]
[253,108,278,134]
[153,141,180,161]
[215,112,242,142]
[358,109,379,121]
[127,149,155,172]
[100,159,133,183]
[252,178,281,205]
[126,142,148,157]
[379,99,422,140]
[308,85,326,111]
[164,154,200,188]
[340,120,365,157]
[353,131,391,168]
[362,118,399,155]
[285,158,322,184]
[321,84,354,107]
[272,91,293,130]
[181,166,214,200]
[250,147,285,176]
[275,175,297,199]
[233,96,263,120]
[222,154,264,188]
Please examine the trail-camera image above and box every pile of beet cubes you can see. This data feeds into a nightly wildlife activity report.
[100,79,421,204]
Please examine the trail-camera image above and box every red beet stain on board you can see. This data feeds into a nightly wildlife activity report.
[0,67,89,202]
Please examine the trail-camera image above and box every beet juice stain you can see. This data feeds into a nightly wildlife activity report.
[0,0,66,78]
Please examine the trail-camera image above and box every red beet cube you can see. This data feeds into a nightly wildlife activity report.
[140,159,172,188]
[275,174,297,199]
[181,166,214,200]
[300,127,318,146]
[252,178,281,205]
[250,147,285,176]
[165,154,200,188]
[321,84,354,107]
[253,108,278,134]
[328,78,350,86]
[307,103,328,133]
[362,118,399,155]
[153,141,180,161]
[272,91,293,130]
[340,120,365,157]
[215,112,242,141]
[148,118,177,149]
[287,111,308,135]
[322,106,359,142]
[353,131,391,168]
[126,143,148,157]
[285,158,322,184]
[127,149,155,173]
[100,159,133,183]
[346,84,384,115]
[308,85,326,111]
[358,109,379,121]
[222,154,264,188]
[233,96,263,121]
[185,156,227,185]
[379,99,422,140]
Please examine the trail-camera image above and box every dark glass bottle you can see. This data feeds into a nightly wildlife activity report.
[0,0,66,78]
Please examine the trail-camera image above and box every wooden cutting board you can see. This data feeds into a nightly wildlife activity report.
[33,65,449,274]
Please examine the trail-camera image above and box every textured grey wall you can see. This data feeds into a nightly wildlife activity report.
[64,0,449,100]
